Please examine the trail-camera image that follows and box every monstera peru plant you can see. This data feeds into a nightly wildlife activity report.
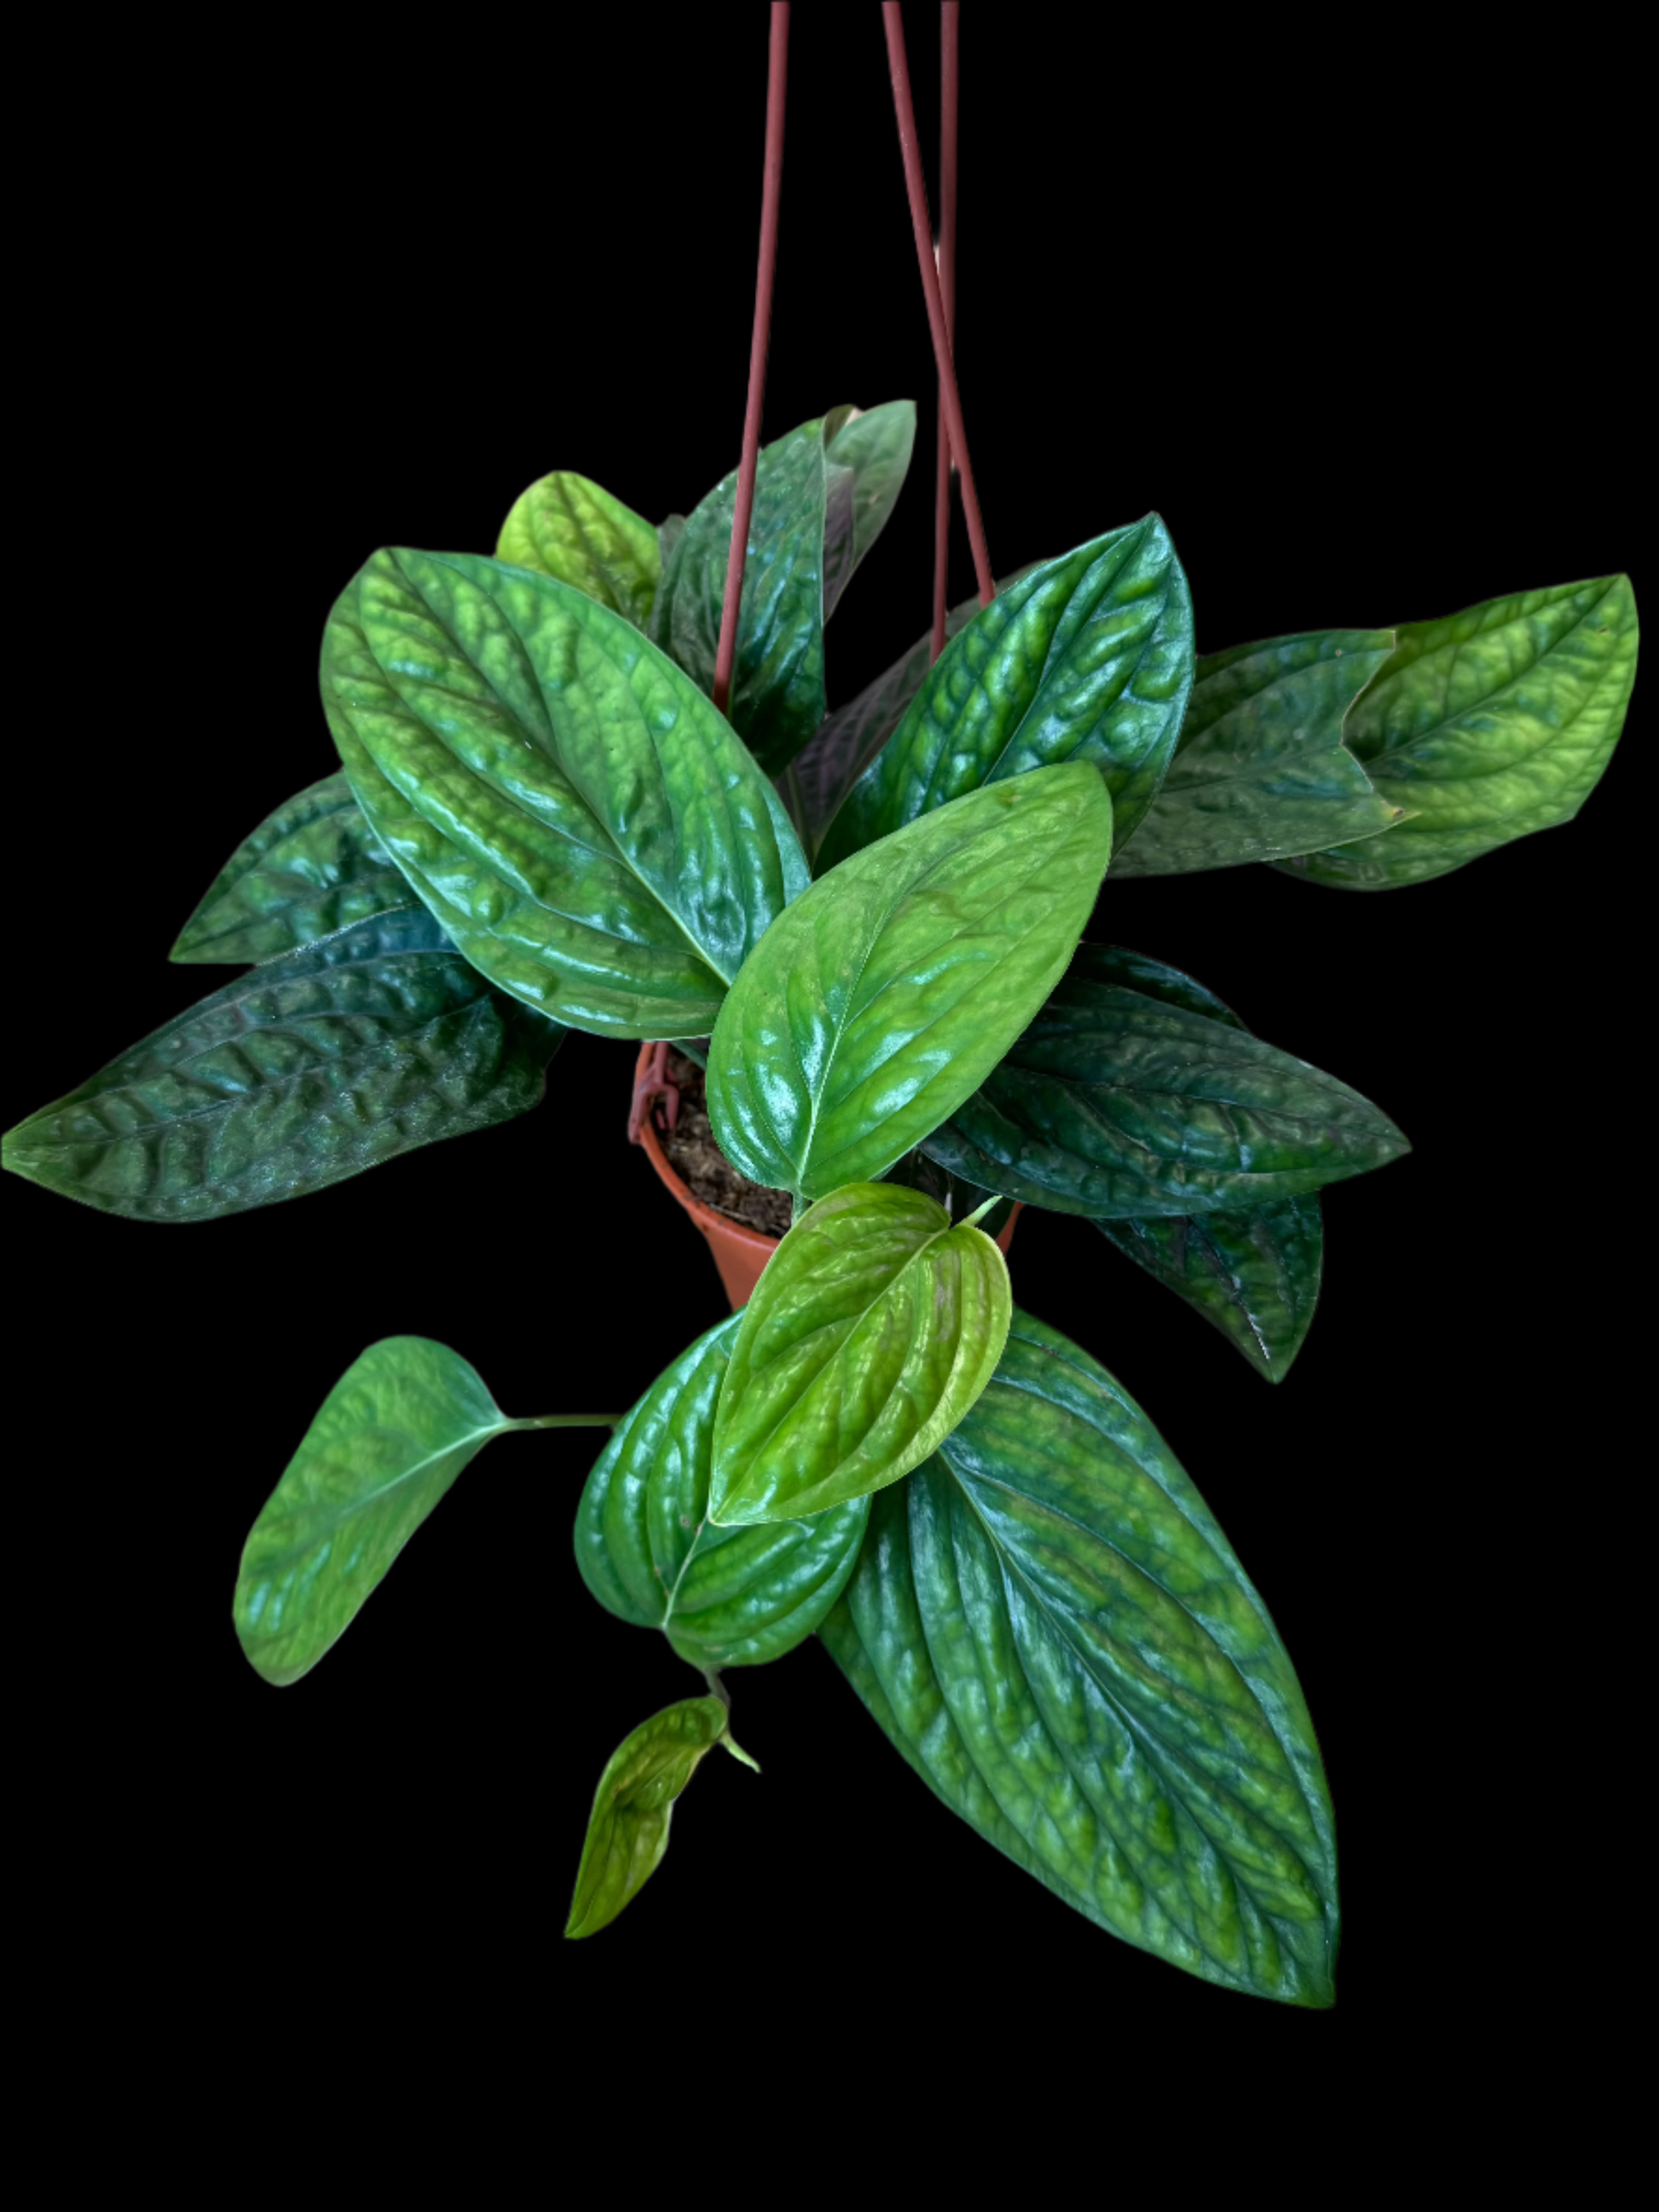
[3,6,1639,2001]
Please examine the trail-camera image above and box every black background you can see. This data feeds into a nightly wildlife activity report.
[14,4,1640,2116]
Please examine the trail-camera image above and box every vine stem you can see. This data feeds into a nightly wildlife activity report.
[931,3,961,662]
[883,1,992,611]
[515,1415,622,1430]
[712,2,791,719]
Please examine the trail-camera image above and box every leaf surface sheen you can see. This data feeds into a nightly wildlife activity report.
[710,1183,1012,1525]
[707,763,1113,1199]
[494,471,660,627]
[821,1309,1338,2003]
[820,400,916,620]
[3,909,564,1221]
[575,1315,870,1667]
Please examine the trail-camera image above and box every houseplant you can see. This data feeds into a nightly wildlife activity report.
[5,7,1637,2003]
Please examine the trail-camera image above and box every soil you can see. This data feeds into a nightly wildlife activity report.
[660,1049,793,1239]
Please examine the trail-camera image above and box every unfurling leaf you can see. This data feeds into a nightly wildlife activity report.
[575,1315,869,1667]
[495,471,661,627]
[708,763,1113,1199]
[565,1698,755,1940]
[710,1182,1011,1526]
[822,1309,1338,2003]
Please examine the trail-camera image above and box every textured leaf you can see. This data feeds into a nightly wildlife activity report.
[234,1338,514,1685]
[495,471,660,627]
[923,942,1407,1217]
[707,763,1113,1199]
[3,910,563,1221]
[822,1309,1338,2003]
[649,415,830,776]
[1098,1199,1323,1383]
[321,549,807,1038]
[171,771,415,964]
[821,401,916,619]
[710,1183,1011,1525]
[1279,575,1639,887]
[575,1315,869,1668]
[817,518,1193,871]
[1113,631,1402,875]
[565,1699,754,1940]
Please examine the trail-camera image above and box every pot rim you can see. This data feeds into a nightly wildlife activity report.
[633,1042,777,1254]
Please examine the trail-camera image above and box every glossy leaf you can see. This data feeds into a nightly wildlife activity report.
[1098,1199,1323,1383]
[1113,631,1402,875]
[817,518,1193,871]
[649,415,830,776]
[494,471,660,627]
[321,549,807,1037]
[821,400,916,620]
[565,1699,755,1940]
[171,771,414,964]
[234,1338,514,1685]
[923,941,1408,1216]
[710,1183,1011,1525]
[575,1316,870,1668]
[3,909,564,1221]
[1279,575,1639,887]
[822,1309,1338,2003]
[881,1147,1014,1245]
[707,763,1113,1198]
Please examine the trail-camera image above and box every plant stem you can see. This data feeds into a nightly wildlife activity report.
[931,3,960,662]
[516,1415,622,1429]
[883,1,992,610]
[713,2,791,719]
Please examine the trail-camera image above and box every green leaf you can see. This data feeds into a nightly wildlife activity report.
[234,1337,515,1684]
[822,1309,1338,2003]
[1113,631,1403,875]
[565,1698,754,1940]
[821,400,916,619]
[575,1315,870,1668]
[1097,1199,1322,1383]
[649,415,830,777]
[494,471,660,627]
[321,549,807,1038]
[880,1147,1015,1245]
[171,771,416,964]
[923,941,1408,1216]
[3,909,564,1221]
[816,518,1193,872]
[709,1182,1012,1526]
[707,762,1113,1199]
[1278,575,1639,887]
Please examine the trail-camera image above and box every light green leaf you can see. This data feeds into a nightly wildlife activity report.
[709,1182,1011,1525]
[822,1309,1338,2003]
[707,762,1113,1199]
[494,471,660,627]
[821,400,916,619]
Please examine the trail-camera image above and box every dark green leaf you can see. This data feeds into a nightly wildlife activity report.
[816,518,1193,871]
[171,771,415,964]
[710,1183,1011,1525]
[708,764,1113,1199]
[881,1147,1014,1244]
[821,400,916,620]
[1113,631,1402,875]
[923,942,1408,1216]
[495,471,660,627]
[1278,575,1639,887]
[3,909,564,1221]
[575,1315,870,1668]
[822,1309,1338,2003]
[321,549,807,1038]
[1097,1199,1322,1383]
[565,1698,755,1940]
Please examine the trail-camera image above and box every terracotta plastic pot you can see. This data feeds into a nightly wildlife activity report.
[633,1043,1021,1309]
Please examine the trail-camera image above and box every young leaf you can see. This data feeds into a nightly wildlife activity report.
[321,550,808,1038]
[880,1147,1015,1244]
[575,1315,870,1668]
[709,1182,1012,1526]
[494,471,660,628]
[3,909,564,1222]
[171,771,415,964]
[234,1338,514,1685]
[707,762,1113,1198]
[816,518,1193,871]
[820,400,916,619]
[1113,631,1403,875]
[822,1309,1338,2004]
[923,941,1407,1217]
[1097,1198,1323,1383]
[566,1699,754,1940]
[1278,575,1639,887]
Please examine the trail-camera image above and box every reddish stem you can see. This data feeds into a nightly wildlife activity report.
[930,3,961,661]
[627,1039,680,1146]
[883,2,992,611]
[713,3,791,719]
